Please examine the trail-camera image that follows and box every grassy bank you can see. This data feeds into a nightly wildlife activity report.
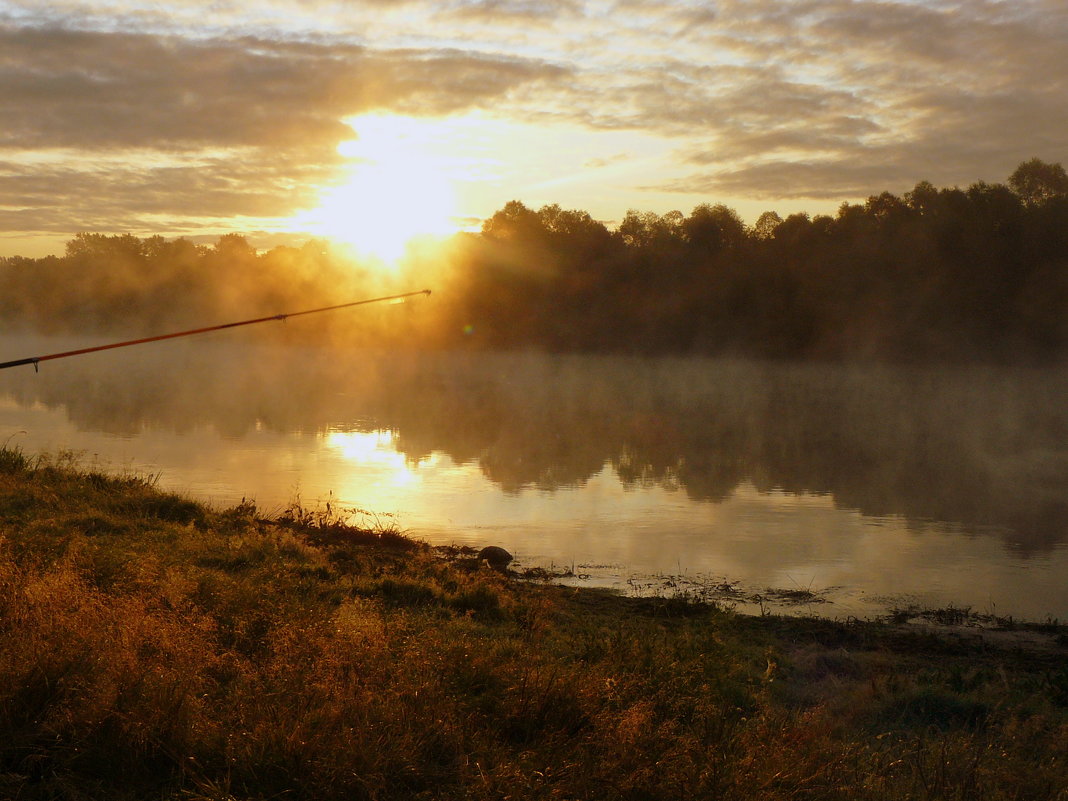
[1,446,1066,800]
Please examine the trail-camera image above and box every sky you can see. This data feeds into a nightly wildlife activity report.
[1,0,1067,258]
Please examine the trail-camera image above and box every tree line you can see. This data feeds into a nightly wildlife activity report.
[2,158,1067,362]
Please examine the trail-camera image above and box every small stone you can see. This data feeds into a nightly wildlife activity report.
[477,545,513,570]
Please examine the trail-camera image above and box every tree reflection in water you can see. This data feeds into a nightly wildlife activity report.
[3,334,1067,554]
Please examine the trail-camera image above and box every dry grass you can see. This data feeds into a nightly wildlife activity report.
[1,445,1066,800]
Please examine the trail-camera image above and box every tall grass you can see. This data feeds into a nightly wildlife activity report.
[1,445,1066,800]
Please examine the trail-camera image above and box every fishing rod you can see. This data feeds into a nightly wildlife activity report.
[0,288,431,372]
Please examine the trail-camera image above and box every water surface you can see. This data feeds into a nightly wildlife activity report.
[3,332,1066,621]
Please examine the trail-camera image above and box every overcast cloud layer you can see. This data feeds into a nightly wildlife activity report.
[2,0,1067,250]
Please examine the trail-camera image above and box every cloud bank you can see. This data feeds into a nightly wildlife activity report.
[1,0,1066,248]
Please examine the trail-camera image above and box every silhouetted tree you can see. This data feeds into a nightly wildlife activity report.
[682,203,747,256]
[905,180,940,215]
[864,191,911,224]
[1009,158,1068,206]
[481,200,545,242]
[753,210,783,240]
[65,232,147,262]
[213,233,257,258]
[618,209,684,250]
[4,161,1068,362]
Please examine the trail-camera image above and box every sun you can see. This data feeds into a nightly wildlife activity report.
[294,114,461,264]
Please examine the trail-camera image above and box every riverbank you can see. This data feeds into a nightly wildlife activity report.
[2,447,1066,800]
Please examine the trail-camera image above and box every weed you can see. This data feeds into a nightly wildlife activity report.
[0,443,31,474]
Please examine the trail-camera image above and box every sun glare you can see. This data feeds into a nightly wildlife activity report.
[325,429,440,491]
[295,115,461,264]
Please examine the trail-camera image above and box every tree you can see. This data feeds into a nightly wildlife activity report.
[1008,158,1068,206]
[213,233,257,258]
[143,235,204,265]
[864,191,910,223]
[481,200,545,241]
[681,203,746,255]
[753,210,783,240]
[835,203,875,239]
[966,181,1023,236]
[618,209,684,249]
[537,204,610,243]
[535,205,616,266]
[905,180,940,215]
[772,213,813,248]
[65,232,146,261]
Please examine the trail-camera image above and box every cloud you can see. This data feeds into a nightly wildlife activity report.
[654,159,913,202]
[583,152,631,169]
[0,150,332,232]
[0,26,566,152]
[600,0,1068,199]
[1,0,1068,244]
[0,21,568,234]
[441,0,583,23]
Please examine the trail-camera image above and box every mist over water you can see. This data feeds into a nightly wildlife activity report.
[3,332,1067,620]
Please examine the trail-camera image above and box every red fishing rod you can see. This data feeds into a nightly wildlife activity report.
[0,289,431,372]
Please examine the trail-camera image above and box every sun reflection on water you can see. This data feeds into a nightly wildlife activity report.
[324,429,440,491]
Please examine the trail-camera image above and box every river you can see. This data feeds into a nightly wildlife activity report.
[2,332,1067,621]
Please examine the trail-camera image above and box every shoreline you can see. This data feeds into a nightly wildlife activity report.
[2,446,1067,800]
[440,541,1068,637]
[440,544,1068,653]
[6,348,1068,627]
